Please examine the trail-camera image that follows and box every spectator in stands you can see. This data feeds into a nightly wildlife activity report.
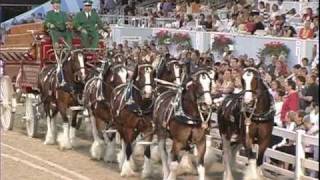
[299,20,314,39]
[282,23,297,37]
[273,110,307,170]
[199,13,206,27]
[104,0,119,14]
[301,57,311,71]
[183,14,195,30]
[270,4,281,21]
[296,75,309,110]
[280,80,299,127]
[311,16,319,38]
[303,74,319,106]
[157,0,165,12]
[302,7,314,21]
[191,0,201,14]
[271,79,282,98]
[124,0,136,16]
[162,0,175,14]
[245,13,256,34]
[253,15,265,34]
[211,15,224,32]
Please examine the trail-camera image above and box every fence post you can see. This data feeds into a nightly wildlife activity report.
[295,129,305,180]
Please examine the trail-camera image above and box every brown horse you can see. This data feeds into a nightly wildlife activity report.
[38,48,87,149]
[110,62,156,178]
[82,55,128,161]
[217,67,274,180]
[153,69,213,180]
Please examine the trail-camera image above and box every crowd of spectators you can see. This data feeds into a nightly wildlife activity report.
[115,0,319,39]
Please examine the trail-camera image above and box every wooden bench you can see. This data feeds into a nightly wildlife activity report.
[8,22,44,34]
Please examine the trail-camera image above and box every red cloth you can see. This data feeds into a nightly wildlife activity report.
[246,21,256,34]
[280,91,299,123]
[299,28,314,39]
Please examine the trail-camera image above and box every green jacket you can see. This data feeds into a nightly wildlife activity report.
[44,10,69,31]
[73,10,103,33]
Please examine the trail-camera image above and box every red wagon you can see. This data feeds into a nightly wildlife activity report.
[0,22,106,137]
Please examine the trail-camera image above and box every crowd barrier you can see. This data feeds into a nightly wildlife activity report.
[111,26,318,67]
[208,126,319,180]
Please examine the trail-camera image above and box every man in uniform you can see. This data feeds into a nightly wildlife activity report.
[44,0,72,49]
[73,0,105,48]
[44,0,72,86]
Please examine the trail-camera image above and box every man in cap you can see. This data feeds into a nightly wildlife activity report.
[73,0,105,48]
[44,0,72,49]
[44,0,72,86]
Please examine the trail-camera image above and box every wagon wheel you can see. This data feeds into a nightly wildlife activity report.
[0,76,15,131]
[25,94,41,137]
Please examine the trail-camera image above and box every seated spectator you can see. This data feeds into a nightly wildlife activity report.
[268,20,284,36]
[172,14,183,28]
[183,14,195,30]
[311,16,319,38]
[273,111,307,170]
[245,14,256,34]
[301,57,311,71]
[274,59,289,78]
[282,23,297,37]
[280,80,299,127]
[191,0,201,14]
[162,0,175,14]
[270,4,281,21]
[157,0,165,12]
[253,15,265,33]
[198,13,206,27]
[303,7,314,21]
[299,20,314,39]
[205,14,213,30]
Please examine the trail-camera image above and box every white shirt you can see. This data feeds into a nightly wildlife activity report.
[85,12,91,18]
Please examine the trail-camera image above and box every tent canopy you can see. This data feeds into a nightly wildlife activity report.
[0,0,100,30]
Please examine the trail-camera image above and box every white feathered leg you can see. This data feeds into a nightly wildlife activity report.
[142,155,152,179]
[57,123,72,150]
[103,134,117,163]
[120,157,138,177]
[90,114,105,160]
[117,140,126,169]
[44,116,56,145]
[159,139,169,180]
[69,126,79,147]
[244,159,259,180]
[222,135,233,180]
[177,153,195,175]
[167,161,179,180]
[197,165,205,180]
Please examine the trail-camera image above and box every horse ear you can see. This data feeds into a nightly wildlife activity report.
[110,74,114,82]
[186,81,193,90]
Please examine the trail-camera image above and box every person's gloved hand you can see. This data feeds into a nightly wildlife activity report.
[48,23,55,29]
[81,29,88,34]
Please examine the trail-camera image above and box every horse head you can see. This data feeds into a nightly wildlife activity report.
[60,50,86,84]
[165,58,185,85]
[186,69,213,109]
[133,63,155,99]
[241,67,265,105]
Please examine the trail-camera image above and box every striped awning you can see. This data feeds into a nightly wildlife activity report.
[0,47,33,62]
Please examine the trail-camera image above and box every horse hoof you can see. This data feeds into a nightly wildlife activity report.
[70,138,80,147]
[57,133,72,150]
[44,136,56,145]
[90,140,105,160]
[120,160,138,177]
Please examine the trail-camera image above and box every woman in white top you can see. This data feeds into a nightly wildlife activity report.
[270,4,281,21]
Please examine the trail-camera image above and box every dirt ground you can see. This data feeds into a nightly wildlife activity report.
[0,104,276,180]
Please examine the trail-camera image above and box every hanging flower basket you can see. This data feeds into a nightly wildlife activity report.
[172,32,192,50]
[258,41,290,58]
[154,30,172,45]
[212,35,234,54]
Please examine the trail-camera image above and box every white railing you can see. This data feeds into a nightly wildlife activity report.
[208,126,319,180]
[100,15,176,28]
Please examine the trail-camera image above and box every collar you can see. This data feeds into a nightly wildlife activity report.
[54,10,60,13]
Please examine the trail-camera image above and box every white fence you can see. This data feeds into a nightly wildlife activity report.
[208,126,319,180]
